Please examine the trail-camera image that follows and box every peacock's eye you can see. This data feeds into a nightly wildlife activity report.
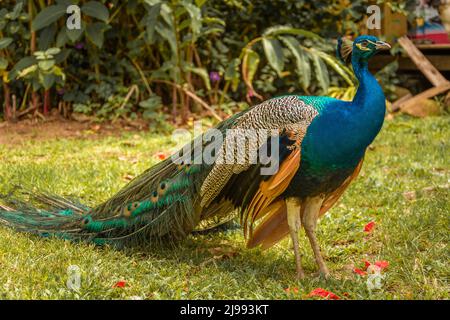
[361,40,368,47]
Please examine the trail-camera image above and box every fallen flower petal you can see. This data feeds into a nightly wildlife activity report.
[308,288,340,300]
[374,260,389,270]
[353,268,367,276]
[113,280,127,288]
[363,260,371,270]
[364,221,376,233]
[154,152,167,160]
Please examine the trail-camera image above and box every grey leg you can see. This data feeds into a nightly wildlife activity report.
[286,199,305,279]
[301,196,329,277]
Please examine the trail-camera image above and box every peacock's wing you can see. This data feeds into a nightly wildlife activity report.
[319,157,364,217]
[247,157,364,249]
[199,95,318,239]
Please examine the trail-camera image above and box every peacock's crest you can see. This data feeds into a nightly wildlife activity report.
[337,36,354,64]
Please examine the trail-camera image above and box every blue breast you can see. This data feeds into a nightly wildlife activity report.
[284,73,385,198]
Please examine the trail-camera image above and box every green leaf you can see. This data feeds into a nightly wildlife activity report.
[145,3,162,44]
[10,2,24,20]
[81,1,110,22]
[263,26,321,40]
[185,66,211,90]
[312,55,329,94]
[202,17,225,26]
[56,27,69,47]
[195,0,207,7]
[225,58,240,92]
[144,0,162,6]
[10,56,36,79]
[86,22,107,48]
[17,65,38,79]
[279,36,311,90]
[66,23,85,42]
[139,95,162,110]
[0,57,8,70]
[155,22,177,60]
[42,73,56,89]
[181,1,201,36]
[31,5,66,31]
[243,49,260,86]
[262,37,284,77]
[38,25,57,51]
[0,37,13,49]
[46,48,61,56]
[313,49,355,86]
[38,59,55,71]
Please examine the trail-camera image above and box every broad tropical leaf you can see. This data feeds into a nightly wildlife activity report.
[279,36,311,90]
[312,55,330,93]
[262,37,284,77]
[242,48,260,89]
[184,66,211,90]
[263,26,321,39]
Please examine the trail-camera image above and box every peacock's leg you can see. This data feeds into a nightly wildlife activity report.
[301,196,329,277]
[286,199,305,279]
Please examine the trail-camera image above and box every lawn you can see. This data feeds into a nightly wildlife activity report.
[0,115,448,300]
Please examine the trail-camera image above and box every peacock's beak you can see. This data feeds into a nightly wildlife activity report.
[375,41,391,51]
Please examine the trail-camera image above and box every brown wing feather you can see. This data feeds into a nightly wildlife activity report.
[246,200,287,249]
[247,158,364,250]
[243,148,301,238]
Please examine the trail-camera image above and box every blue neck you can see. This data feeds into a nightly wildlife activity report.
[299,55,386,172]
[350,56,386,135]
[351,57,385,111]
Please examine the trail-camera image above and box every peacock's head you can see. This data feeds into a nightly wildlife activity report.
[337,35,391,64]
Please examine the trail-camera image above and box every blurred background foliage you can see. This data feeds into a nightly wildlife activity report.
[0,0,408,125]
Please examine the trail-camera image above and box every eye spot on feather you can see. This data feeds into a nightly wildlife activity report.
[81,217,91,226]
[151,191,159,203]
[123,202,139,218]
[158,182,168,196]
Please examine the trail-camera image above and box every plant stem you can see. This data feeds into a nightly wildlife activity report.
[172,85,177,123]
[43,89,50,116]
[2,82,11,121]
[150,79,222,121]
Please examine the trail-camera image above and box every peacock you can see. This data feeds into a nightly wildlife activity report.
[0,35,390,278]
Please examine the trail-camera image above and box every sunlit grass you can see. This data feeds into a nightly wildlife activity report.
[0,115,448,299]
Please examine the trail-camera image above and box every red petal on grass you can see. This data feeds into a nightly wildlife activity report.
[353,268,367,276]
[308,288,340,300]
[363,260,371,270]
[364,221,375,233]
[374,260,389,270]
[155,152,167,160]
[113,280,127,288]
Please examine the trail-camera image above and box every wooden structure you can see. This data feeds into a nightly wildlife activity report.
[392,37,450,112]
[368,4,450,72]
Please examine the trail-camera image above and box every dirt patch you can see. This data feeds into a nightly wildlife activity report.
[0,117,148,146]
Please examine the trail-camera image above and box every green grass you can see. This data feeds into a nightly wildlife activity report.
[0,115,448,300]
